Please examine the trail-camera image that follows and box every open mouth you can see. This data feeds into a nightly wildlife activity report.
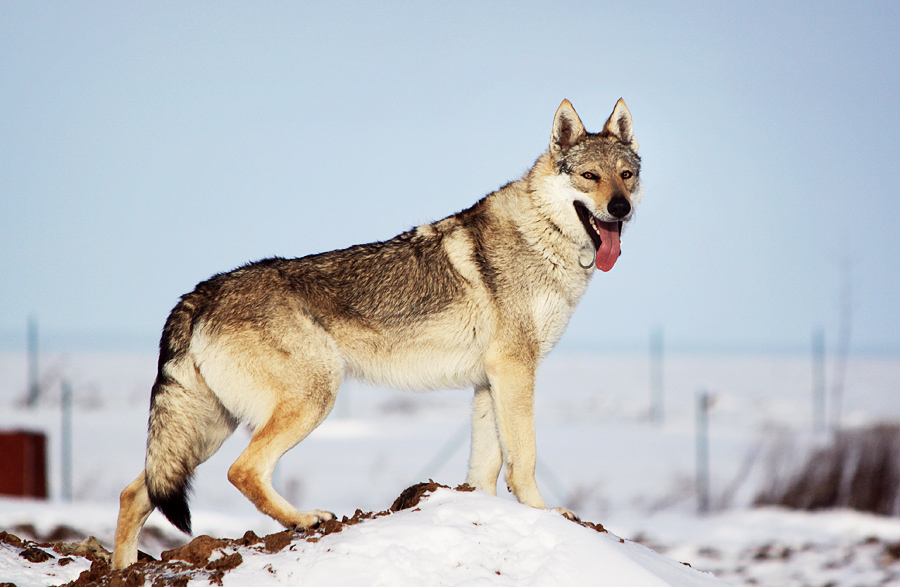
[573,201,622,272]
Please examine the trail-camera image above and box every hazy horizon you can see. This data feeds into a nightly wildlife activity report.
[3,2,899,356]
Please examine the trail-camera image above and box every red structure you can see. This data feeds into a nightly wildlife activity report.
[0,430,47,498]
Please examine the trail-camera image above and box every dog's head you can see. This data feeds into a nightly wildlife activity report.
[548,99,642,271]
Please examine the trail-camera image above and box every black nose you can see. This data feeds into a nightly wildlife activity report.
[607,196,631,219]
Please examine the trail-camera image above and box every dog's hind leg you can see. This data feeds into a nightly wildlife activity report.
[219,333,341,530]
[466,384,503,494]
[190,312,343,530]
[113,471,154,569]
[227,390,337,529]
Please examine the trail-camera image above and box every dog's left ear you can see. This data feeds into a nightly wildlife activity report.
[551,99,586,156]
[602,99,639,152]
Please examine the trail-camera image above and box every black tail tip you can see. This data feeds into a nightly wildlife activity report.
[150,487,192,535]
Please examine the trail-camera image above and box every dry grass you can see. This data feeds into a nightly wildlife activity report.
[755,424,900,516]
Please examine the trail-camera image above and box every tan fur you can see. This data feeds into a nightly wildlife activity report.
[113,99,642,569]
[112,474,154,569]
[226,398,335,528]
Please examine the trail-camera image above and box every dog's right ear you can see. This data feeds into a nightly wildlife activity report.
[551,99,586,156]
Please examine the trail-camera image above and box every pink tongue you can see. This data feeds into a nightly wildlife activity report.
[595,221,621,272]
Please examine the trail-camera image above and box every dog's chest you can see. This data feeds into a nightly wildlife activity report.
[528,269,590,356]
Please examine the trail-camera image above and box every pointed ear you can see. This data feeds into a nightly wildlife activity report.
[602,98,638,151]
[551,99,586,156]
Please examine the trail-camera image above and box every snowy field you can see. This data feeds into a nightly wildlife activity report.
[1,349,899,585]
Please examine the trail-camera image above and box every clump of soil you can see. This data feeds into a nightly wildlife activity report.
[391,480,465,511]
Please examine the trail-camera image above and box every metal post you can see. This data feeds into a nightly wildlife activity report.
[26,316,40,407]
[696,390,710,515]
[812,327,826,434]
[650,326,664,424]
[61,380,73,502]
[830,259,852,432]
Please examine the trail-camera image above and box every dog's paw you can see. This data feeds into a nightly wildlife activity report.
[312,511,336,527]
[291,510,335,531]
[552,507,580,522]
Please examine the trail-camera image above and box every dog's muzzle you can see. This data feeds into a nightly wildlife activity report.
[573,201,622,272]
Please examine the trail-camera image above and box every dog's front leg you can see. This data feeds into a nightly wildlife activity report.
[467,384,503,494]
[484,354,546,509]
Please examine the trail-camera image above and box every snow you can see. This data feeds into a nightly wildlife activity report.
[0,487,724,586]
[1,350,899,585]
[0,541,86,586]
[217,488,722,586]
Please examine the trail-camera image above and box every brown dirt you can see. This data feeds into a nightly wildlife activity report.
[160,534,229,565]
[0,531,25,548]
[390,480,450,511]
[19,546,54,563]
[262,530,293,553]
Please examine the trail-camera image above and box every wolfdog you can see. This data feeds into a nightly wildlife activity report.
[113,99,642,568]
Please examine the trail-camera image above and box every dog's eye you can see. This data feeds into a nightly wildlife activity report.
[581,172,598,180]
[621,170,633,180]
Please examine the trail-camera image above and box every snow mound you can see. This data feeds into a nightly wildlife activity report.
[1,483,726,586]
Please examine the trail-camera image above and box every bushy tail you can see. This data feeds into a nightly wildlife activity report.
[146,461,193,535]
[144,295,235,535]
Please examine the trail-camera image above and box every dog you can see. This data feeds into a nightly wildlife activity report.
[113,98,642,569]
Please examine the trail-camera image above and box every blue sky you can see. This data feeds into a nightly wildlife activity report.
[2,1,898,354]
